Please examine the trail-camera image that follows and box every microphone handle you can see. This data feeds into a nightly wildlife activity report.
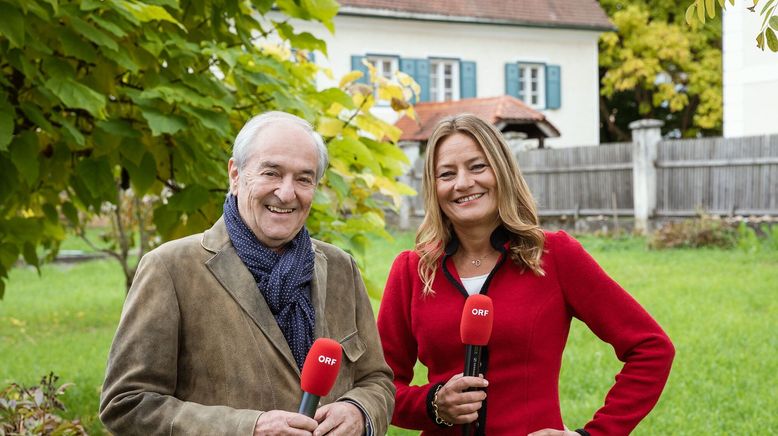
[463,345,483,436]
[297,392,320,418]
[464,344,482,378]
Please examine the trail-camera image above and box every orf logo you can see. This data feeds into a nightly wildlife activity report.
[471,308,490,317]
[318,355,338,366]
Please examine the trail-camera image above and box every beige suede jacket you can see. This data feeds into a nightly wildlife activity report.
[99,218,394,435]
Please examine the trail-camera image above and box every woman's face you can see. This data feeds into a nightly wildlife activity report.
[434,132,499,230]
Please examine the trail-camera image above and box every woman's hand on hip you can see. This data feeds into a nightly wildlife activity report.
[434,373,489,424]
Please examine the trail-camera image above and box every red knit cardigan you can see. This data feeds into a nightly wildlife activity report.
[376,230,674,435]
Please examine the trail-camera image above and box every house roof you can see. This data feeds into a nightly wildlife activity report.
[395,95,561,142]
[338,0,613,31]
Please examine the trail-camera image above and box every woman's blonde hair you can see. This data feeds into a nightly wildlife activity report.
[415,114,545,295]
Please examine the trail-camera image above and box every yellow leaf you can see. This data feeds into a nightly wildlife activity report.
[705,0,716,18]
[317,117,343,137]
[405,105,417,120]
[339,71,364,88]
[696,0,706,23]
[377,83,405,101]
[685,3,696,25]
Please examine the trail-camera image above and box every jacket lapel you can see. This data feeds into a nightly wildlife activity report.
[310,242,328,339]
[202,218,300,375]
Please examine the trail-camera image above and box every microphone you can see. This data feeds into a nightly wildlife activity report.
[460,294,494,436]
[298,338,342,418]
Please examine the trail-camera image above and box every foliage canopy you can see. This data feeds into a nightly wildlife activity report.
[0,0,417,297]
[599,0,723,141]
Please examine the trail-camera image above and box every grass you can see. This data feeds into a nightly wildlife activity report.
[1,231,776,434]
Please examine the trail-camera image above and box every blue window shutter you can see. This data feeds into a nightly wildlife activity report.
[505,63,519,98]
[351,55,368,84]
[415,59,430,102]
[399,58,429,102]
[545,64,561,109]
[460,60,476,99]
[400,58,416,77]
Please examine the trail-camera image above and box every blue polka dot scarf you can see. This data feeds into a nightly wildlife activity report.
[223,194,315,370]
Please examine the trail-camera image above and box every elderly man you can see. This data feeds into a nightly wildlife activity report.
[100,112,394,435]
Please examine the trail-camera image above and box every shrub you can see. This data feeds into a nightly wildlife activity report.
[649,215,738,249]
[0,373,87,435]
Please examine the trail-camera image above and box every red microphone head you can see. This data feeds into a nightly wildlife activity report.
[460,294,494,346]
[300,338,342,396]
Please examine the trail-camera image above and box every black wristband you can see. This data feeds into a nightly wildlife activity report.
[574,429,590,436]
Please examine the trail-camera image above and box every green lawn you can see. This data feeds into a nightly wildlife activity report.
[1,232,776,434]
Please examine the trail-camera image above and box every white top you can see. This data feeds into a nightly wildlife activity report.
[460,273,489,295]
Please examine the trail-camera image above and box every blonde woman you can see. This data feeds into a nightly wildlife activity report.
[377,114,674,435]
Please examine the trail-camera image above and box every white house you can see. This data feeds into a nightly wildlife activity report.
[294,0,612,148]
[723,6,778,137]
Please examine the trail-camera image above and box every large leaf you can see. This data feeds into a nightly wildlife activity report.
[68,15,119,51]
[766,28,778,52]
[9,132,40,186]
[75,157,115,200]
[167,184,210,212]
[0,4,25,48]
[44,77,107,118]
[123,153,157,195]
[140,107,188,136]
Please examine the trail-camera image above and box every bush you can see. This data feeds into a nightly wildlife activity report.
[649,215,738,249]
[0,373,87,435]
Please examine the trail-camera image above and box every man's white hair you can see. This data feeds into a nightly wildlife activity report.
[231,111,328,183]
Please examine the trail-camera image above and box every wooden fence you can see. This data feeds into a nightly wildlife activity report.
[398,127,778,229]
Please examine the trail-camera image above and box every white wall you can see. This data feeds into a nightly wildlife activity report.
[723,6,778,137]
[292,14,603,147]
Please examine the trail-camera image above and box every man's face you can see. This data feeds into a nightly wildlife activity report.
[228,121,318,251]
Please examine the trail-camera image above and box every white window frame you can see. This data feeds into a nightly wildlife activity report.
[366,56,398,104]
[518,63,545,109]
[366,56,398,81]
[430,59,460,102]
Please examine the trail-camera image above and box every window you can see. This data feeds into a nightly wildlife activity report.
[367,56,398,81]
[430,60,460,102]
[518,63,545,108]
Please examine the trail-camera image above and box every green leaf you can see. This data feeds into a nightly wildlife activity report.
[167,184,210,212]
[770,16,778,29]
[757,31,765,50]
[315,88,356,110]
[302,0,339,33]
[153,204,181,237]
[180,106,230,136]
[0,155,18,205]
[68,15,119,51]
[61,202,79,226]
[89,13,128,37]
[0,97,14,151]
[696,0,706,23]
[23,242,40,269]
[705,0,716,18]
[123,153,157,195]
[275,21,327,54]
[140,107,188,136]
[115,0,185,29]
[52,113,86,147]
[75,157,115,199]
[42,204,58,223]
[19,102,54,133]
[0,4,25,48]
[9,132,40,186]
[329,137,382,175]
[766,28,778,51]
[97,119,140,138]
[44,77,107,118]
[761,0,776,15]
[685,3,697,25]
[59,28,99,63]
